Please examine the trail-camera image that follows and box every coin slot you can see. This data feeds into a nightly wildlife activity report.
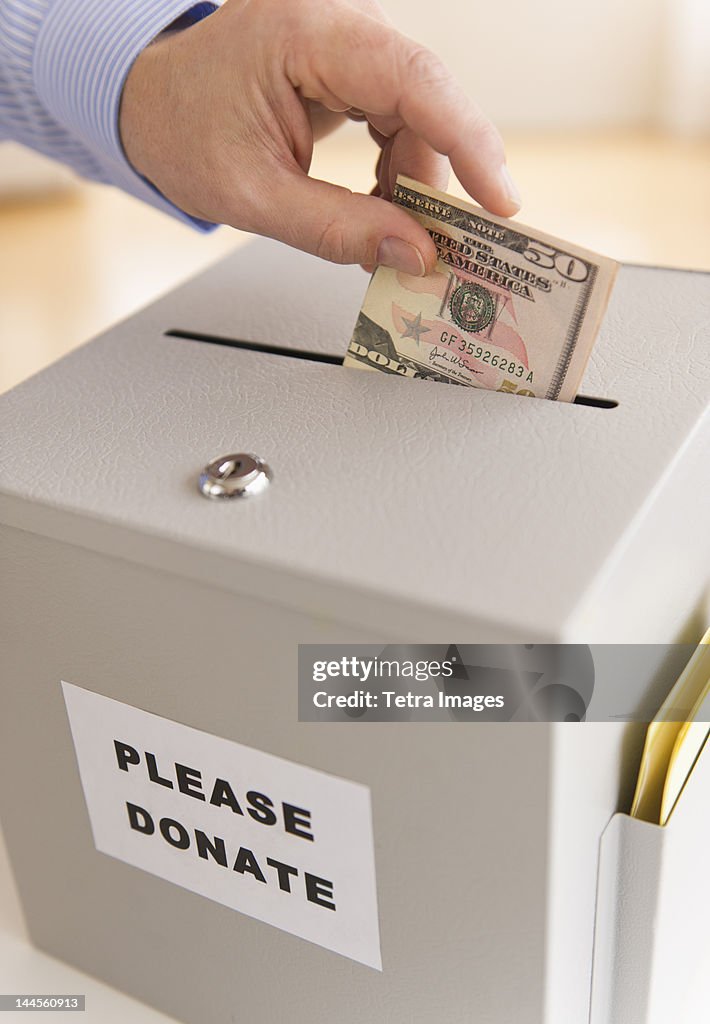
[164,329,618,408]
[165,328,343,365]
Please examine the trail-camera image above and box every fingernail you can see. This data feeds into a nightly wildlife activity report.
[500,164,522,210]
[376,237,426,277]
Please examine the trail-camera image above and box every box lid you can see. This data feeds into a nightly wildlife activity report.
[1,239,708,641]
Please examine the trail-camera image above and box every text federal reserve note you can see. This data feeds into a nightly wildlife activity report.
[345,177,618,401]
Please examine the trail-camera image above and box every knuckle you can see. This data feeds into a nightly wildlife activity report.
[469,111,504,155]
[404,46,450,90]
[315,215,352,264]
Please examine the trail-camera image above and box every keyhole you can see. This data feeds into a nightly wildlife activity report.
[218,458,241,478]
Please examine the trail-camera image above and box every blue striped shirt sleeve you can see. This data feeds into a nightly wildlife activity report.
[0,0,218,229]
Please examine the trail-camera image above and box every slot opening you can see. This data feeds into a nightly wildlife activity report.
[165,329,618,409]
[165,328,343,365]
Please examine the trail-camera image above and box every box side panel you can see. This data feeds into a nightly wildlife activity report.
[648,739,710,1024]
[544,724,644,1024]
[588,815,664,1024]
[0,525,552,1024]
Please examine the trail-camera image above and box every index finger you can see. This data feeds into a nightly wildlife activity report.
[285,4,521,215]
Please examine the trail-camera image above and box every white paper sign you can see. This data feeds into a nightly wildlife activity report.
[61,681,381,969]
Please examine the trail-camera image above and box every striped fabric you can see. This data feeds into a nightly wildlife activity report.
[0,0,216,227]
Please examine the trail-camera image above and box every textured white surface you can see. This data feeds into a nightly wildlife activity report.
[0,825,176,1023]
[1,789,709,1024]
[590,740,710,1024]
[0,240,708,641]
[0,244,708,1022]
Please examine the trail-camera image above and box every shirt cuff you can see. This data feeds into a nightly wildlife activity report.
[33,0,218,231]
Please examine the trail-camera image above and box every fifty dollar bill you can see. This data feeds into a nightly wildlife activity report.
[345,177,618,401]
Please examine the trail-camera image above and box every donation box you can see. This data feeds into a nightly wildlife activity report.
[1,239,709,1024]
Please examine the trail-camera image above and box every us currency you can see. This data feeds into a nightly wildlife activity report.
[345,176,618,401]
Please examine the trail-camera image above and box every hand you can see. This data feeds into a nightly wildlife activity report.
[119,0,521,276]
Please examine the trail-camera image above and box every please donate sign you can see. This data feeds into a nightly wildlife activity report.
[61,681,381,970]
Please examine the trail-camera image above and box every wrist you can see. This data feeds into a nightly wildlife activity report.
[119,38,166,181]
[117,14,218,223]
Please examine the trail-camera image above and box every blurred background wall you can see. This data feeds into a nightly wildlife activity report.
[382,0,666,131]
[379,0,709,134]
[661,0,710,134]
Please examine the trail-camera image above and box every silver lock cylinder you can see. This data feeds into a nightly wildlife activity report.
[198,453,272,499]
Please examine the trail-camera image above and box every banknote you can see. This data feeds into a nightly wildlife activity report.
[345,176,618,401]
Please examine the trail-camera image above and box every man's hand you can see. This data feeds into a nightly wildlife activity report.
[119,0,521,276]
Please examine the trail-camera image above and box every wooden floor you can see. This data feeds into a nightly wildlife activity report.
[1,129,709,395]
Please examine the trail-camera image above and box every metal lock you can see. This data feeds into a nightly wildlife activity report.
[198,453,272,500]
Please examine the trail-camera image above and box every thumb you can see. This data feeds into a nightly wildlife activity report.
[257,171,438,276]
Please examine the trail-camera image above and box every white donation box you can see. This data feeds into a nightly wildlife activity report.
[0,239,709,1024]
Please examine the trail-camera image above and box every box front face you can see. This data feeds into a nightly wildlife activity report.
[0,525,552,1024]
